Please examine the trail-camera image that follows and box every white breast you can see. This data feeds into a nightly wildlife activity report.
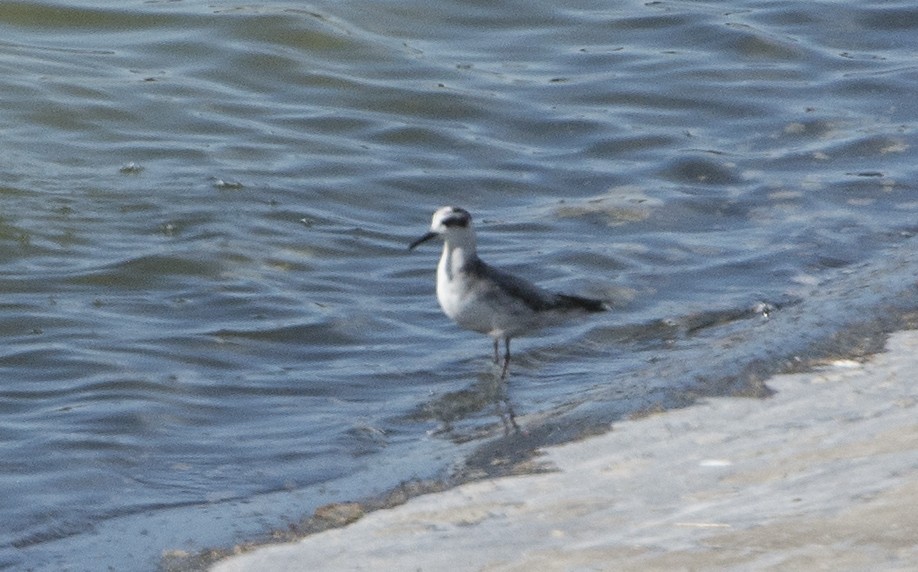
[436,244,499,335]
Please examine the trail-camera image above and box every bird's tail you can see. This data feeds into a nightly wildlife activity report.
[556,294,608,313]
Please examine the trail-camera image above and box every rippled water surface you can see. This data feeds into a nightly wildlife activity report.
[1,1,917,569]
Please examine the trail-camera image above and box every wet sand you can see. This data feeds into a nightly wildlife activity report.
[211,330,918,571]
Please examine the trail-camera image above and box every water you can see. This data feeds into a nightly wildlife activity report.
[1,0,916,569]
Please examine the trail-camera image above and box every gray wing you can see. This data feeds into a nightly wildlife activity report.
[465,258,599,312]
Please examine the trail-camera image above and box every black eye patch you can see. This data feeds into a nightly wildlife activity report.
[441,210,471,228]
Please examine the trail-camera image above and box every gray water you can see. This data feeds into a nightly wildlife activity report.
[1,1,917,570]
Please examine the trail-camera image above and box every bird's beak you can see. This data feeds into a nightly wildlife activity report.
[408,231,438,250]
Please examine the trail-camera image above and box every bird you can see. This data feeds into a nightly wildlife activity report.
[409,206,607,379]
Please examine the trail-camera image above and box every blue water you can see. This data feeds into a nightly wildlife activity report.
[1,1,916,570]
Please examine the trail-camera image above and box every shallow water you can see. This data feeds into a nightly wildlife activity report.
[1,1,916,570]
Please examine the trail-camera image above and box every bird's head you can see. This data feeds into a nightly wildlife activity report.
[409,206,474,250]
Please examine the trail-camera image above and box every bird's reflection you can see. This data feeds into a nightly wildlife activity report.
[419,369,522,437]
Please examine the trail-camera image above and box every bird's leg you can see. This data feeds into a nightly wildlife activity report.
[493,338,500,364]
[499,338,511,380]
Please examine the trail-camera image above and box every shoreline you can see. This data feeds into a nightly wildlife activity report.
[208,329,918,571]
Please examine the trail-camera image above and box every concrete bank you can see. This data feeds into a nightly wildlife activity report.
[212,330,918,571]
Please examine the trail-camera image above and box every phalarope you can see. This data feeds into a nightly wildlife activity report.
[409,206,607,379]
